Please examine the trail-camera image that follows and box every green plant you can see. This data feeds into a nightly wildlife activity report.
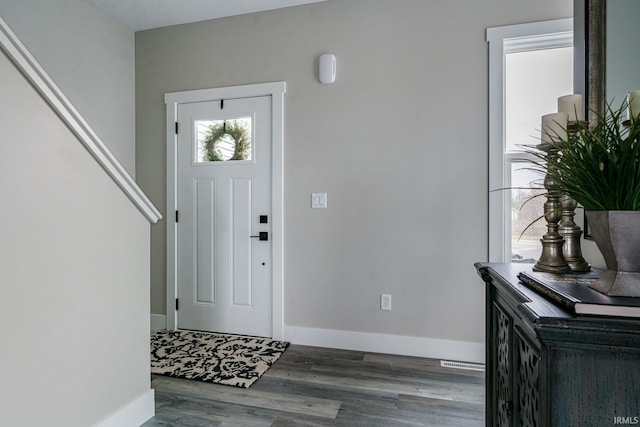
[526,101,640,211]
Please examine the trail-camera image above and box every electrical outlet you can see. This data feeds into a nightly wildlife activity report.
[380,294,392,311]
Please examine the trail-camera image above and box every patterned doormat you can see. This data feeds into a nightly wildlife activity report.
[150,330,289,388]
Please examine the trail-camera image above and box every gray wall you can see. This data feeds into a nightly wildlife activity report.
[0,0,137,175]
[1,1,152,425]
[137,0,572,351]
[0,49,150,426]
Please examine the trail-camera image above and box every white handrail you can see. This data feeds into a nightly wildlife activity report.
[0,16,161,223]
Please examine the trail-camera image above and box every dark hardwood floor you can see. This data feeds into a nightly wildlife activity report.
[143,345,485,426]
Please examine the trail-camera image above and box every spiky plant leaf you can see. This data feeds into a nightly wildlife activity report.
[523,101,640,211]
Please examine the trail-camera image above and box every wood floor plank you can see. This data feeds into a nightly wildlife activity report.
[265,364,482,404]
[146,391,276,426]
[252,376,400,409]
[280,346,366,363]
[362,353,485,383]
[286,353,484,387]
[144,344,485,426]
[398,394,484,421]
[275,348,484,394]
[151,376,341,419]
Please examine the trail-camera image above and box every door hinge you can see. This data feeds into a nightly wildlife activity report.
[175,122,179,134]
[175,210,179,223]
[175,298,179,310]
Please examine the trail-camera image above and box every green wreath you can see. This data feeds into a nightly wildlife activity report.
[201,121,251,161]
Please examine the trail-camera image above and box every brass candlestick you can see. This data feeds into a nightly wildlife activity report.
[533,147,572,273]
[558,194,590,272]
[556,121,590,273]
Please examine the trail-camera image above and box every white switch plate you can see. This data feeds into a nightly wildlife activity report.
[311,192,327,208]
[381,294,392,311]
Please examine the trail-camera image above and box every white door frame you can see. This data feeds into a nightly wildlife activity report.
[165,81,285,340]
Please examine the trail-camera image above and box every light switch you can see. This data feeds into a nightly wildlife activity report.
[311,192,327,208]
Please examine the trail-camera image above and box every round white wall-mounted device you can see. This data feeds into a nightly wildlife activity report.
[318,53,336,84]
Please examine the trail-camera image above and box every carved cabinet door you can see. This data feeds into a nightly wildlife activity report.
[492,302,542,427]
[493,303,514,426]
[514,329,541,427]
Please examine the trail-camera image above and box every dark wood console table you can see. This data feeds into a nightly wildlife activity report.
[475,263,640,427]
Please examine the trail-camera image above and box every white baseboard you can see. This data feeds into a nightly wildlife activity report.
[151,314,166,332]
[96,389,155,427]
[283,326,485,364]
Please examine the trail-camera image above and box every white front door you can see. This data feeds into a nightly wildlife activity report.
[176,95,272,337]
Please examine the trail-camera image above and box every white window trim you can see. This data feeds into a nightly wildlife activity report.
[487,19,573,262]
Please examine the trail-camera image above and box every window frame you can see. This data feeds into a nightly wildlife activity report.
[487,19,573,262]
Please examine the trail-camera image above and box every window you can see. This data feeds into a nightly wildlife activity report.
[195,117,253,163]
[488,19,574,262]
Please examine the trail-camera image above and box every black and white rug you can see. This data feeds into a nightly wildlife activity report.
[150,330,289,388]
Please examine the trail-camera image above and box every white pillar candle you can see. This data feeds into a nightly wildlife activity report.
[558,94,584,122]
[541,112,569,145]
[629,90,640,119]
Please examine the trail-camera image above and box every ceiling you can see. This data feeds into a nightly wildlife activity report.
[86,0,327,32]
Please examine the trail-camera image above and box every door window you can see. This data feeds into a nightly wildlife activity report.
[196,116,252,163]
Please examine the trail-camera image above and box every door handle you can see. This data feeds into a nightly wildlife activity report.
[250,232,269,241]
